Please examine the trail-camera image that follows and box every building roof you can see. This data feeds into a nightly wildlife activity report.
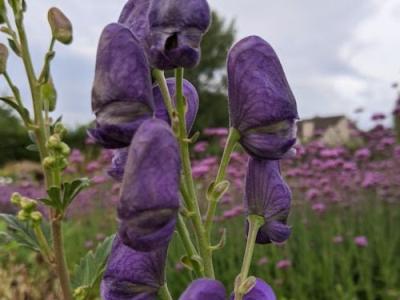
[297,115,346,132]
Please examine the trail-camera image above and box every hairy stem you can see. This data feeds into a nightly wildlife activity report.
[159,284,173,300]
[204,127,240,234]
[175,67,215,278]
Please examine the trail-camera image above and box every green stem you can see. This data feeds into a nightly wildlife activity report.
[152,69,175,118]
[176,214,204,277]
[175,67,215,278]
[158,284,173,300]
[204,127,240,233]
[33,224,54,265]
[234,215,264,300]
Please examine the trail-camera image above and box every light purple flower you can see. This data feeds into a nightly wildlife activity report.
[90,23,154,149]
[179,279,226,300]
[245,158,292,244]
[228,36,298,159]
[354,236,368,247]
[118,119,180,252]
[101,235,166,300]
[276,259,291,270]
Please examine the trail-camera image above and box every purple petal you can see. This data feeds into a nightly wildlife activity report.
[154,78,199,133]
[108,148,129,182]
[230,279,276,300]
[228,36,298,159]
[91,23,154,149]
[101,234,166,300]
[118,119,180,251]
[147,0,211,69]
[244,158,292,244]
[179,279,226,300]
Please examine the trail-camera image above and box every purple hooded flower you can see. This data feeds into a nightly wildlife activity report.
[90,23,154,149]
[118,118,180,251]
[154,78,199,132]
[244,158,292,244]
[146,0,211,69]
[101,234,166,300]
[108,148,129,182]
[230,279,276,300]
[228,36,299,159]
[118,0,150,45]
[179,279,226,300]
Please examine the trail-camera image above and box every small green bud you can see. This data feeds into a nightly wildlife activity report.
[10,192,22,206]
[54,122,67,137]
[20,197,37,212]
[40,79,57,112]
[43,156,57,169]
[47,134,61,150]
[17,210,29,221]
[0,43,8,74]
[60,142,71,157]
[30,211,42,223]
[48,7,73,45]
[60,157,68,170]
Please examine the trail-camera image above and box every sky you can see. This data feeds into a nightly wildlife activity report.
[1,0,400,129]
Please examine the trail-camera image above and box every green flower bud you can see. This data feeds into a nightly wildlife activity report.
[40,78,57,112]
[60,158,68,170]
[10,192,22,206]
[17,210,29,221]
[48,7,73,45]
[43,156,57,169]
[60,142,71,157]
[54,122,67,138]
[20,197,37,212]
[30,211,42,224]
[47,134,61,150]
[0,43,8,74]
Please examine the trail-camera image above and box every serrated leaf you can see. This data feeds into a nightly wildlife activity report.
[72,234,115,290]
[46,186,63,211]
[0,213,51,251]
[26,144,38,152]
[61,178,90,210]
[0,231,11,244]
[7,38,20,56]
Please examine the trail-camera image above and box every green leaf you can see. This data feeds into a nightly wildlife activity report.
[0,96,31,124]
[61,178,90,210]
[44,186,63,211]
[26,144,38,152]
[72,234,115,290]
[0,213,51,251]
[7,38,20,56]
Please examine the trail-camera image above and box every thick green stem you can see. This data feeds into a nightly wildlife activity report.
[158,284,173,300]
[234,215,264,300]
[14,13,73,300]
[175,68,215,278]
[152,69,175,118]
[33,224,54,265]
[176,214,204,277]
[204,127,240,234]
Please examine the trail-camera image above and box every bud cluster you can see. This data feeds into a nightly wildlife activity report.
[43,123,70,171]
[10,192,42,225]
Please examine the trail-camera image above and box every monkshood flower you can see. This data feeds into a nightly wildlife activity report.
[245,158,292,244]
[90,23,154,149]
[108,148,129,182]
[179,279,226,300]
[118,118,180,251]
[118,0,150,45]
[146,0,211,69]
[227,36,299,159]
[101,235,166,300]
[230,279,277,300]
[154,78,199,132]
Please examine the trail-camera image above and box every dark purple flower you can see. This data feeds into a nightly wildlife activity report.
[90,23,154,149]
[230,279,276,300]
[154,78,199,132]
[179,279,226,300]
[119,0,151,45]
[101,234,166,300]
[228,36,298,159]
[146,0,211,69]
[118,119,180,251]
[245,158,291,244]
[108,148,129,182]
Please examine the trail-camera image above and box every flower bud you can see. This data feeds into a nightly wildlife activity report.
[43,156,57,169]
[89,23,154,149]
[228,36,299,159]
[54,122,67,137]
[60,142,71,157]
[118,119,180,252]
[30,211,42,224]
[0,43,9,74]
[48,7,73,45]
[40,79,57,112]
[101,235,167,299]
[245,158,292,244]
[10,192,22,206]
[154,78,199,133]
[17,210,29,221]
[179,279,226,300]
[47,134,61,150]
[20,197,37,212]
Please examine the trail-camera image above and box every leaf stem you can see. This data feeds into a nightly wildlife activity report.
[159,283,173,300]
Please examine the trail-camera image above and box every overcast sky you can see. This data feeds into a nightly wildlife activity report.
[2,0,400,128]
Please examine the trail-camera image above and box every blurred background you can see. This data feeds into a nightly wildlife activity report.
[0,1,400,299]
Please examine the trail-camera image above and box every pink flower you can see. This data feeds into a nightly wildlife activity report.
[203,128,228,137]
[306,188,320,201]
[371,113,386,121]
[257,257,269,266]
[354,236,368,247]
[312,202,326,214]
[355,148,371,161]
[332,235,344,244]
[276,259,291,270]
[193,141,208,153]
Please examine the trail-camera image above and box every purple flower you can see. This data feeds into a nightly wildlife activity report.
[154,78,199,132]
[354,236,368,248]
[101,234,166,300]
[179,279,226,300]
[90,23,154,149]
[244,158,292,244]
[108,148,129,182]
[229,279,276,300]
[118,119,180,252]
[276,259,292,270]
[228,36,298,159]
[119,0,151,45]
[146,0,211,69]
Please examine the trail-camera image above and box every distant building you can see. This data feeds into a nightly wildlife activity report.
[297,115,354,146]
